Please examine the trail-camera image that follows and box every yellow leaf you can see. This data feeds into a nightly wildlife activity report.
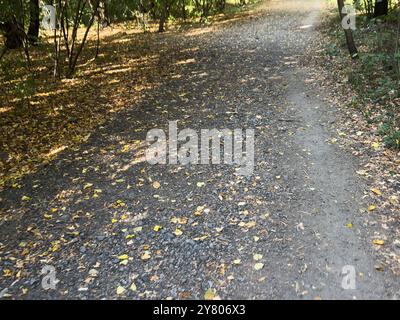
[254,263,264,270]
[116,286,126,295]
[178,217,188,224]
[368,205,376,212]
[121,145,130,153]
[3,269,13,277]
[152,181,161,189]
[371,142,380,150]
[118,254,129,260]
[173,228,183,236]
[83,183,93,189]
[204,288,216,300]
[253,254,263,261]
[346,222,353,228]
[193,235,209,241]
[169,217,178,225]
[245,221,256,228]
[371,188,382,196]
[21,196,31,201]
[153,225,161,232]
[130,282,137,292]
[120,259,128,266]
[196,182,205,187]
[373,239,384,245]
[141,251,151,260]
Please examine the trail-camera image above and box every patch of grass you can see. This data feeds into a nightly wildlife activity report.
[321,8,400,150]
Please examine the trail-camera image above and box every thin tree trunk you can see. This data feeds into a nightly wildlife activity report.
[337,0,359,59]
[102,0,110,26]
[67,0,100,77]
[158,0,168,32]
[374,0,389,17]
[27,0,40,44]
[0,47,8,61]
[95,19,100,59]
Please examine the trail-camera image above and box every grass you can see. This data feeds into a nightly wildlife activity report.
[321,7,400,150]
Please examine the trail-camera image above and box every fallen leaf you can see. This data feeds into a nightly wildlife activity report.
[253,254,263,261]
[371,142,380,150]
[346,222,353,229]
[173,228,183,236]
[254,263,264,270]
[120,259,128,266]
[204,288,216,300]
[141,251,151,260]
[371,188,382,196]
[118,254,129,260]
[130,282,137,292]
[116,286,126,295]
[88,269,98,277]
[152,181,161,189]
[83,183,93,189]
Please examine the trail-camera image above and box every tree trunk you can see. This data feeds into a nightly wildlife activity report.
[181,0,187,21]
[27,0,40,44]
[217,0,226,12]
[0,1,25,50]
[1,21,24,49]
[102,0,110,26]
[337,0,359,59]
[374,0,388,17]
[158,0,168,32]
[67,0,99,78]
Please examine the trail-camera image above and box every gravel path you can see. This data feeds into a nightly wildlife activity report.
[1,0,399,300]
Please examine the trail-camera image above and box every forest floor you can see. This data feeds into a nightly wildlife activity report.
[0,0,399,299]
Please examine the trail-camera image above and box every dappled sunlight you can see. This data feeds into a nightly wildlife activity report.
[175,58,196,65]
[34,88,70,98]
[104,66,133,75]
[0,23,171,188]
[45,145,68,158]
[0,107,12,113]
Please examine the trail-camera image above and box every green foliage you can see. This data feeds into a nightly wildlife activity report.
[325,42,340,56]
[325,3,400,150]
[379,121,400,149]
[384,130,400,149]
